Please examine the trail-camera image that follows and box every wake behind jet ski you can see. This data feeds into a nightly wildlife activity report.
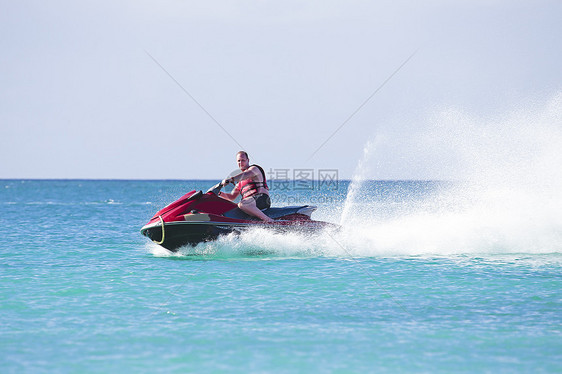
[140,181,336,251]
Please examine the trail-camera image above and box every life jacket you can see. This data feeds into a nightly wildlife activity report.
[236,164,269,199]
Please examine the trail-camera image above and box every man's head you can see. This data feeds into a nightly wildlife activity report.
[236,151,249,171]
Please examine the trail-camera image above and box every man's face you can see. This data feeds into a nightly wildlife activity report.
[237,154,249,171]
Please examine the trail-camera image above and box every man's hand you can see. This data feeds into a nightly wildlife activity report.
[221,178,234,186]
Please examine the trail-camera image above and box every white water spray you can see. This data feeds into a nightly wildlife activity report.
[335,92,562,255]
[339,137,380,225]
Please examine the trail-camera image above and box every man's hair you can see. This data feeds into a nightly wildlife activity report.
[236,151,249,160]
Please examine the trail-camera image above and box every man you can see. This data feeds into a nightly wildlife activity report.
[219,151,273,223]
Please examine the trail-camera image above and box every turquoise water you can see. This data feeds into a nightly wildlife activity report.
[1,180,561,373]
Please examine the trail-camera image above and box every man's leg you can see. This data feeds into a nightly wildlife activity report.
[239,198,273,222]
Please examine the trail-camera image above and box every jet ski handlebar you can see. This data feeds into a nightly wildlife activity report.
[206,179,233,195]
[206,182,223,195]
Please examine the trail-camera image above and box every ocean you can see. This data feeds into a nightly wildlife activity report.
[1,179,561,373]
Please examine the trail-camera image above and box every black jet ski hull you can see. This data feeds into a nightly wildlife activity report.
[141,221,248,251]
[141,219,334,251]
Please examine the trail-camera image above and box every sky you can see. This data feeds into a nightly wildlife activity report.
[1,0,561,180]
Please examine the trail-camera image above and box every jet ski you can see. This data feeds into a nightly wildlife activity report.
[141,182,336,251]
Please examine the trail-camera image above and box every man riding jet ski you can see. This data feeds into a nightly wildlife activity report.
[140,152,335,251]
[218,151,273,223]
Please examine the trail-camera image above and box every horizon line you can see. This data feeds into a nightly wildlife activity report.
[0,178,456,182]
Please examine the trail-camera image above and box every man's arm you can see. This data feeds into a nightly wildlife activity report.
[219,187,240,201]
[223,167,259,186]
[220,166,259,201]
[233,166,258,183]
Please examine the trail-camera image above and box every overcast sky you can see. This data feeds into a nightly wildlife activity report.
[1,0,560,180]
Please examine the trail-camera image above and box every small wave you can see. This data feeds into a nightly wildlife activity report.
[145,227,336,259]
[145,220,562,264]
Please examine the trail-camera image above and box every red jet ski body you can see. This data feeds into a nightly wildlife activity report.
[141,186,334,251]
